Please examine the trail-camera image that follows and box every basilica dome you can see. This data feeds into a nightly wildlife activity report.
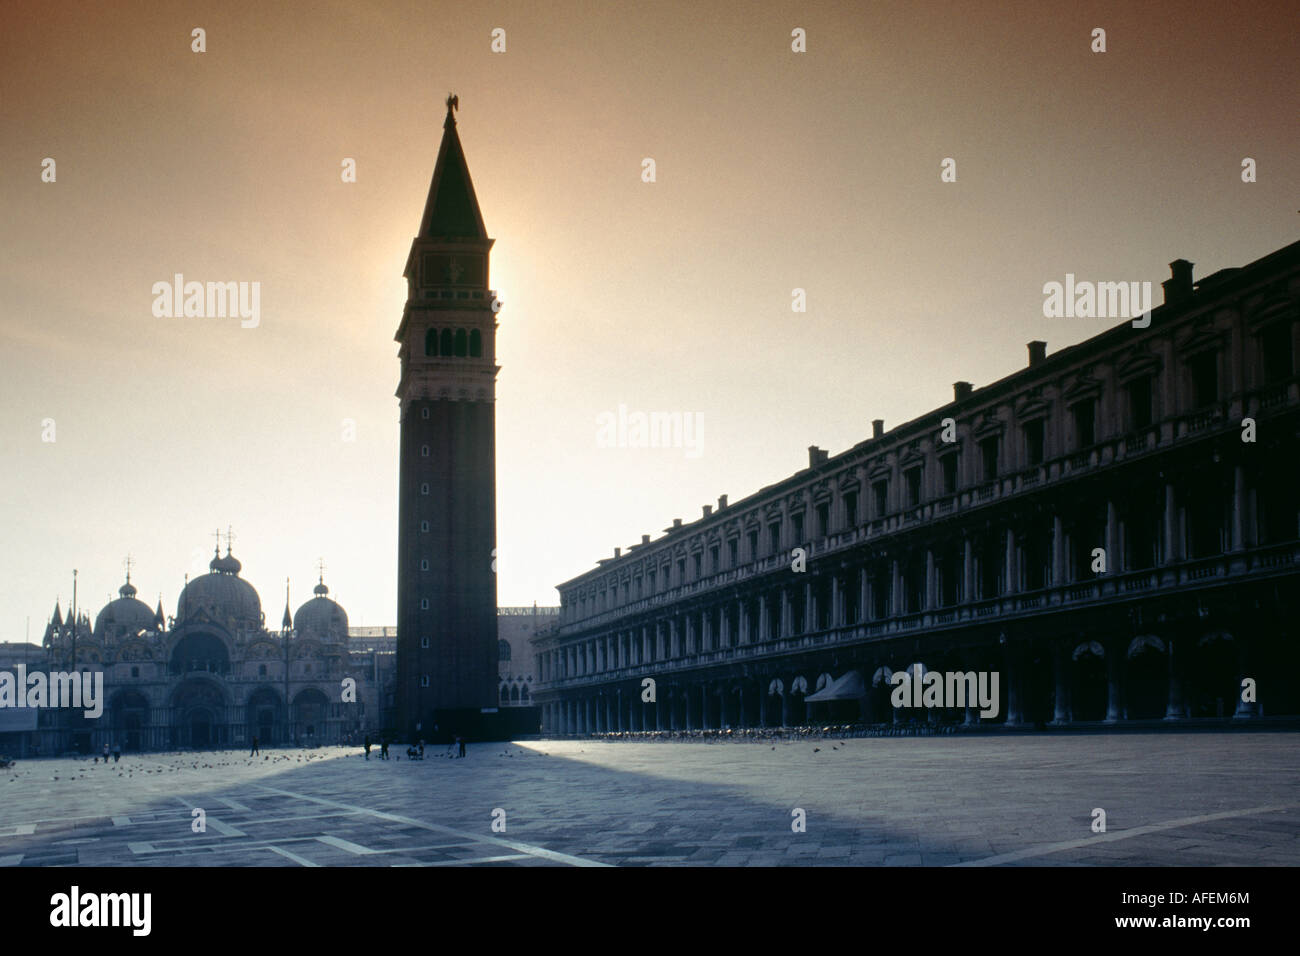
[293,578,348,642]
[176,548,263,627]
[95,579,158,638]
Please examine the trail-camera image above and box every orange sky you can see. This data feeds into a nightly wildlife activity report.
[2,0,1297,636]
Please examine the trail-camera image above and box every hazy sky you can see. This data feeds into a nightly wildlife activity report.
[2,0,1296,639]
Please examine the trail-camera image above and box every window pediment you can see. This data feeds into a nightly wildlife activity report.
[1117,350,1162,382]
[1062,373,1103,404]
[973,414,1006,439]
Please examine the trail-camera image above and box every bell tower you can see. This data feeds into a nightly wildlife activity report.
[394,94,499,739]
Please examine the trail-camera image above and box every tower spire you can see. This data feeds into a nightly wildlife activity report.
[417,93,487,240]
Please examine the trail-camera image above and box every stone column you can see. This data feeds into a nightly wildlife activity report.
[1003,642,1021,726]
[759,683,769,727]
[780,588,791,638]
[700,684,710,729]
[737,601,748,644]
[758,595,770,642]
[1052,515,1064,585]
[1231,465,1246,551]
[1004,528,1017,594]
[1233,636,1257,718]
[963,539,974,605]
[860,567,870,622]
[925,550,936,610]
[891,559,902,613]
[718,606,729,649]
[781,687,791,726]
[738,684,747,728]
[1105,499,1120,577]
[1164,634,1185,720]
[1051,642,1070,724]
[804,580,814,632]
[1163,483,1178,565]
[830,575,841,627]
[1105,640,1123,723]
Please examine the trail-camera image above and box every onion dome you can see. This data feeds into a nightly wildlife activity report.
[177,544,262,627]
[293,574,348,642]
[95,576,158,638]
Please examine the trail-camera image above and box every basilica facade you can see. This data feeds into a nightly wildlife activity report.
[27,542,387,754]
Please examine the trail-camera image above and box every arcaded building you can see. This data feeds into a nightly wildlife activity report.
[534,239,1300,733]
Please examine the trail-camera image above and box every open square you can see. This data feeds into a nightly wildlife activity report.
[1,732,1295,867]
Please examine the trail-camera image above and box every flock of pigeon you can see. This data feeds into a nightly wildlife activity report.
[0,732,886,786]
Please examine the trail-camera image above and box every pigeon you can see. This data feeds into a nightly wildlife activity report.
[813,748,820,753]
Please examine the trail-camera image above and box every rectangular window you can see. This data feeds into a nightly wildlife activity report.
[692,553,702,578]
[1126,376,1153,430]
[710,545,720,573]
[873,480,888,517]
[728,538,738,567]
[748,529,759,559]
[791,512,804,543]
[676,558,685,583]
[1189,351,1218,407]
[843,491,858,527]
[648,570,656,592]
[1262,323,1293,383]
[1072,400,1096,449]
[768,522,781,554]
[979,437,999,481]
[872,569,890,619]
[941,453,959,494]
[816,502,829,537]
[905,467,922,507]
[1024,419,1045,466]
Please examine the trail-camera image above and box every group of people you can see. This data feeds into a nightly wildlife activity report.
[363,735,467,760]
[96,743,122,763]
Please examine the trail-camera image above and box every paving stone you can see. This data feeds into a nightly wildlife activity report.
[0,733,1295,866]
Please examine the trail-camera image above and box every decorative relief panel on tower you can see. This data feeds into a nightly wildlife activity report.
[421,253,485,288]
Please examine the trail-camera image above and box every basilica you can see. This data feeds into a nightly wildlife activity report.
[27,538,388,754]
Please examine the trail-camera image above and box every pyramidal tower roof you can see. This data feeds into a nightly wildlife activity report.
[417,94,488,240]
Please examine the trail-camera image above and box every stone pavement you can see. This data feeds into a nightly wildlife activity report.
[0,733,1295,866]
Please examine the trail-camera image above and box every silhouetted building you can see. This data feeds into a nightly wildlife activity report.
[394,96,500,739]
[14,541,386,755]
[535,240,1300,731]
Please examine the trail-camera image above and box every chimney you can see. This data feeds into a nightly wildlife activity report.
[1028,341,1047,366]
[702,504,713,518]
[872,419,884,439]
[953,381,973,401]
[614,547,621,559]
[672,518,682,529]
[641,534,650,545]
[1163,259,1194,305]
[808,445,829,467]
[717,495,728,510]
